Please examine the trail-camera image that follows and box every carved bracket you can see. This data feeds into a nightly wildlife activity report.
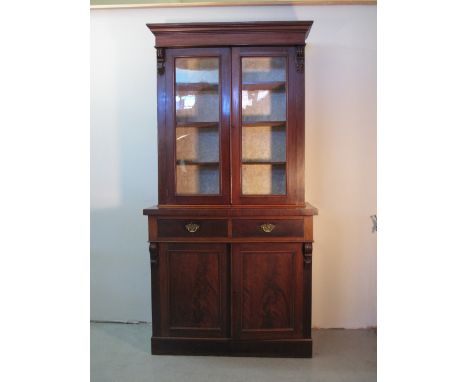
[303,242,313,265]
[295,45,305,73]
[156,47,165,75]
[149,242,159,267]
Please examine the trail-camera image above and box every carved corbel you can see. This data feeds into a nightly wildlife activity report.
[149,242,159,267]
[295,45,305,73]
[303,242,313,265]
[156,47,165,75]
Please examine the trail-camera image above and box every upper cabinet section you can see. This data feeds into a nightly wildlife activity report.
[149,22,312,206]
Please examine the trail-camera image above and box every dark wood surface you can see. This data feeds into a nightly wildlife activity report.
[232,243,304,340]
[158,243,228,338]
[231,218,304,238]
[157,218,228,238]
[147,21,313,48]
[152,337,312,358]
[144,203,318,216]
[145,21,316,357]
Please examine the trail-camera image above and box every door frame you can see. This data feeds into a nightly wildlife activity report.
[160,47,231,205]
[231,46,300,205]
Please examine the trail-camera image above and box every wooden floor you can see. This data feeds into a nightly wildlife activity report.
[91,323,376,382]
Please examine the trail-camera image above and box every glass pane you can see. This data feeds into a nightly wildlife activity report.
[242,57,286,83]
[242,124,286,162]
[177,126,219,163]
[241,56,287,195]
[176,58,219,123]
[175,57,220,195]
[242,164,286,195]
[177,164,219,195]
[242,89,286,123]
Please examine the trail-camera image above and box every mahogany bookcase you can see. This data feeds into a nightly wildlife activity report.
[143,21,318,357]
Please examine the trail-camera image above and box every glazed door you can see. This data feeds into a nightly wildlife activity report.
[231,47,301,205]
[160,48,231,204]
[158,243,229,338]
[232,243,304,339]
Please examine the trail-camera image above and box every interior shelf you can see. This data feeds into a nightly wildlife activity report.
[242,161,286,165]
[176,82,219,92]
[242,121,286,127]
[176,160,219,166]
[242,82,286,91]
[176,122,219,128]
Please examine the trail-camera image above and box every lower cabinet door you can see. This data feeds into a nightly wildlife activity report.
[232,243,304,340]
[158,243,228,338]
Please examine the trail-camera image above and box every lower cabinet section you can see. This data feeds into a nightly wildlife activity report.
[151,241,312,357]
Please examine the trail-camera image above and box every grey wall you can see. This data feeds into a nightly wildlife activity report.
[91,5,376,327]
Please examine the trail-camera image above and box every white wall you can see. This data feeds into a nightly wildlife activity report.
[91,5,376,328]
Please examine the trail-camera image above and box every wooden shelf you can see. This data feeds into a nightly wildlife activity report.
[176,122,219,129]
[242,121,286,127]
[176,82,218,92]
[176,160,219,166]
[242,161,286,165]
[242,82,286,91]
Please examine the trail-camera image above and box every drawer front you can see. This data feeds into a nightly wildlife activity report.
[157,219,228,238]
[232,219,304,238]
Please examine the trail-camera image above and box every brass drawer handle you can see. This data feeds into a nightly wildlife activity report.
[260,223,276,233]
[185,222,200,233]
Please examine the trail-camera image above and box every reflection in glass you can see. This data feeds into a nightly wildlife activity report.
[242,88,286,122]
[176,57,219,123]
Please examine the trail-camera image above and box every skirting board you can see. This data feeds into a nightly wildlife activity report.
[152,337,313,358]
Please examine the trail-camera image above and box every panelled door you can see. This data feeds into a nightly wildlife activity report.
[232,243,304,339]
[158,243,229,338]
[161,48,231,204]
[231,47,300,205]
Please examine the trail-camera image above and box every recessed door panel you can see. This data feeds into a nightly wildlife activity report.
[159,243,228,338]
[232,243,303,340]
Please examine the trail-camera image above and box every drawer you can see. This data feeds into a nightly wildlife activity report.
[157,219,228,238]
[232,219,304,238]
